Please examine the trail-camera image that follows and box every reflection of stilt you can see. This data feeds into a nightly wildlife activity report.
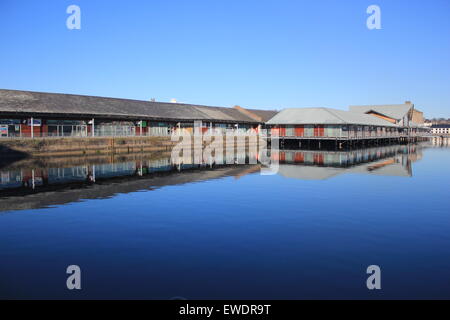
[92,165,96,183]
[32,169,35,190]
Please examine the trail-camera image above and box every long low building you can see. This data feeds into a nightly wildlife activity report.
[266,107,402,139]
[0,89,428,141]
[0,89,277,138]
[266,103,428,140]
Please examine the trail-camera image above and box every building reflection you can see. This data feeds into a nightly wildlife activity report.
[275,144,421,180]
[0,143,427,212]
[430,137,450,147]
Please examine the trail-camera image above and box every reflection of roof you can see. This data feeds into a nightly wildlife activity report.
[366,162,411,177]
[349,104,412,120]
[278,156,412,180]
[0,165,260,213]
[0,89,262,123]
[266,108,398,127]
[278,162,411,180]
[278,165,343,180]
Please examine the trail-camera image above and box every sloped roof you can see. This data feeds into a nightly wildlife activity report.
[246,109,279,122]
[266,107,398,127]
[0,89,259,123]
[349,104,413,120]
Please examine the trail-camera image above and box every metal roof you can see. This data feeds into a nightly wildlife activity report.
[431,124,450,128]
[266,107,398,127]
[0,89,263,123]
[348,104,413,120]
[246,109,279,122]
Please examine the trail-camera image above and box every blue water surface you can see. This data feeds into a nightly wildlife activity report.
[0,146,449,299]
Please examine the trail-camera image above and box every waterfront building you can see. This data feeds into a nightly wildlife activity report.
[266,107,402,140]
[0,89,276,138]
[0,89,429,142]
[430,124,450,135]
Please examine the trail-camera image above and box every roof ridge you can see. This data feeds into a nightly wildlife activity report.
[0,88,234,112]
[322,108,348,124]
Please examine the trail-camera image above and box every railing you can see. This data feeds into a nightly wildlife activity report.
[0,128,263,139]
[271,129,423,139]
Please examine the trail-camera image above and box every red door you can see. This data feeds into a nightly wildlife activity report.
[314,125,324,137]
[295,125,304,137]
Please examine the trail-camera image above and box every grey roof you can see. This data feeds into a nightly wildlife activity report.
[266,107,398,127]
[0,89,261,123]
[431,124,450,128]
[349,104,413,120]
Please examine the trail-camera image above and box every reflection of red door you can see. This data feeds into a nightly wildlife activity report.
[313,154,324,165]
[280,152,286,162]
[314,125,324,137]
[295,126,304,137]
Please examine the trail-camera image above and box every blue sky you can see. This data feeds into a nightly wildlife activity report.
[0,0,449,117]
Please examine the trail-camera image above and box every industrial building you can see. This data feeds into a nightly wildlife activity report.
[0,89,276,138]
[266,107,402,140]
[266,102,428,145]
[0,89,429,143]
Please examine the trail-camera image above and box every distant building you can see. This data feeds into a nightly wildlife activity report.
[430,124,450,135]
[349,102,416,127]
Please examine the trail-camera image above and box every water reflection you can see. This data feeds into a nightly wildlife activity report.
[430,136,450,147]
[0,143,429,212]
[276,144,421,180]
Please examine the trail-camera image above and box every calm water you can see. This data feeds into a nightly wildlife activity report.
[1,141,450,299]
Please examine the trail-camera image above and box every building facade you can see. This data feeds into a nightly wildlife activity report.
[430,124,450,135]
[0,89,277,138]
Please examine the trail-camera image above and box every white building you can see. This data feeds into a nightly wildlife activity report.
[431,125,450,135]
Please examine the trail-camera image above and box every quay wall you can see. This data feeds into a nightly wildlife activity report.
[0,135,262,158]
[0,136,178,157]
